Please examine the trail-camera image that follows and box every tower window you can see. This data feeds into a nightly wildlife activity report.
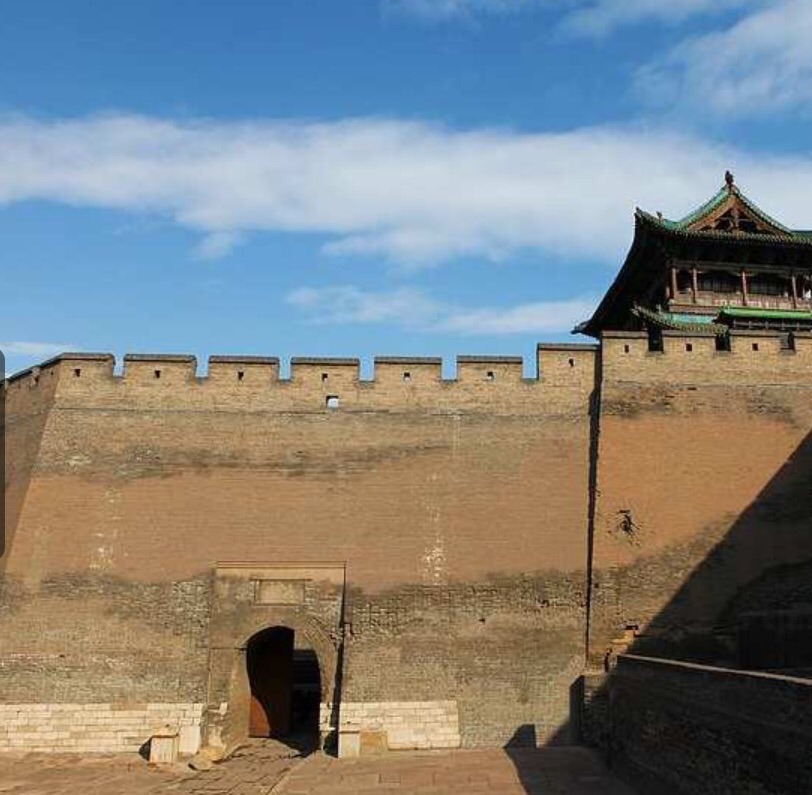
[403,371,411,382]
[749,275,789,297]
[676,270,692,293]
[326,395,340,409]
[154,369,161,379]
[697,271,739,294]
[486,371,495,382]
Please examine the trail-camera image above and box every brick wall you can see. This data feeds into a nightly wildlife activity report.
[12,330,812,754]
[2,345,596,750]
[609,654,812,795]
[2,355,63,569]
[589,330,812,666]
[321,701,460,750]
[0,702,203,754]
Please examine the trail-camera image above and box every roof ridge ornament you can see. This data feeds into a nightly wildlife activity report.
[725,170,735,190]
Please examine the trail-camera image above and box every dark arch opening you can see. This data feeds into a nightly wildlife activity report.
[245,626,321,746]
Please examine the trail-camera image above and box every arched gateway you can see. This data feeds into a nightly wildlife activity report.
[246,626,322,741]
[203,564,344,755]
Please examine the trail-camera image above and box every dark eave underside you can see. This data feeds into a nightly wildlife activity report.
[578,213,812,338]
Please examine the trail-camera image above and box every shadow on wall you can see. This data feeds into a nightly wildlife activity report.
[525,428,812,793]
[607,426,812,668]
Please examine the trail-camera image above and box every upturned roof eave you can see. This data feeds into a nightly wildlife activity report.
[637,208,812,246]
[576,210,653,338]
[658,182,794,234]
[575,209,812,338]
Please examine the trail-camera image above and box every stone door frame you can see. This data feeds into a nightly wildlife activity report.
[202,563,345,755]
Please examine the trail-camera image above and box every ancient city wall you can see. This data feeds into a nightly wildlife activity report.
[610,654,812,795]
[1,344,596,752]
[2,356,62,571]
[590,330,812,666]
[8,328,812,755]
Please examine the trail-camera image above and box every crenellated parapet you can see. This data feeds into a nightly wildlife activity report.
[12,330,812,414]
[2,344,598,415]
[601,330,812,386]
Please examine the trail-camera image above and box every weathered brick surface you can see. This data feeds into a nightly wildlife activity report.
[2,346,595,750]
[320,701,461,750]
[0,702,203,754]
[609,655,812,795]
[589,331,812,667]
[8,329,812,755]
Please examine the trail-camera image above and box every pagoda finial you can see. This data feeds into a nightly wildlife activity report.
[725,170,735,190]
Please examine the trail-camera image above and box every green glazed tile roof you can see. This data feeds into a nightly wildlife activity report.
[639,177,812,244]
[718,306,812,320]
[636,209,812,247]
[632,305,728,334]
[659,184,793,233]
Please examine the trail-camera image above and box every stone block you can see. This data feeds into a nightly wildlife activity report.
[179,725,200,755]
[149,728,180,765]
[338,729,361,759]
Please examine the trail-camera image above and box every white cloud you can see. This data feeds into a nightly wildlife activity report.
[194,230,243,260]
[437,297,597,334]
[0,341,74,357]
[1,113,812,266]
[563,0,760,36]
[389,1,807,120]
[383,0,534,21]
[638,0,812,116]
[286,285,596,335]
[385,0,760,33]
[287,285,443,326]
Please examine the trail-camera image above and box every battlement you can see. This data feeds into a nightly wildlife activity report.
[3,344,599,415]
[602,330,812,385]
[10,331,812,403]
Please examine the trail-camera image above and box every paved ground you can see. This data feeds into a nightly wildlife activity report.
[278,748,635,795]
[0,745,634,794]
[0,740,300,795]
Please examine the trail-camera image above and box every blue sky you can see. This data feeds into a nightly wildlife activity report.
[2,0,811,376]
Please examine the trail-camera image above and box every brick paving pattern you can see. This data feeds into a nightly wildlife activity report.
[0,740,300,795]
[279,747,634,794]
[0,745,635,794]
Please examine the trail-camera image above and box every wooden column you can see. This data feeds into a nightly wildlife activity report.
[741,270,749,306]
[670,267,678,301]
[691,267,698,304]
[791,274,798,308]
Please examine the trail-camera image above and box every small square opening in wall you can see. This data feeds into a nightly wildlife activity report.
[74,368,82,377]
[321,372,329,382]
[568,358,575,367]
[237,370,245,381]
[486,371,495,382]
[624,345,630,354]
[685,343,693,352]
[326,395,340,409]
[752,342,759,352]
[154,369,161,379]
[403,371,411,382]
